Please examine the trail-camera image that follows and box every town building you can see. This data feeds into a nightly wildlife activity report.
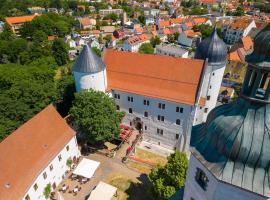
[78,18,96,30]
[5,15,38,35]
[99,9,123,17]
[184,24,270,200]
[72,28,227,151]
[222,17,256,44]
[156,44,189,58]
[0,105,80,200]
[123,34,150,52]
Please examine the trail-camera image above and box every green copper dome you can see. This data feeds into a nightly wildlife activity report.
[191,25,270,197]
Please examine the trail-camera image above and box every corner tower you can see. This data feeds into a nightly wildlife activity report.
[194,27,227,124]
[184,25,270,200]
[72,45,107,92]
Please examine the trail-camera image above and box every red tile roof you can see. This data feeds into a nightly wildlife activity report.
[127,34,149,45]
[104,50,205,105]
[0,105,75,199]
[5,15,37,26]
[159,20,170,27]
[241,36,253,51]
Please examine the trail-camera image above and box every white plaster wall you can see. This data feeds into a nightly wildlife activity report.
[184,154,268,200]
[22,137,81,200]
[74,70,107,92]
[112,90,194,151]
[202,63,226,122]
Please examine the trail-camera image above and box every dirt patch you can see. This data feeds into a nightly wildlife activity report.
[134,148,167,166]
[126,161,152,174]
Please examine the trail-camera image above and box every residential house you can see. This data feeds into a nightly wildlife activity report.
[78,18,96,30]
[99,9,123,17]
[27,7,45,14]
[222,17,256,44]
[123,34,150,52]
[0,105,80,200]
[5,15,38,35]
[156,44,189,58]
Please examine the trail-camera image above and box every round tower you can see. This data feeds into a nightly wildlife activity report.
[72,44,107,92]
[195,27,227,123]
[184,25,270,200]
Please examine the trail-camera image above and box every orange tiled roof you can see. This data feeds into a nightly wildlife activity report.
[229,17,255,30]
[193,18,208,25]
[184,30,201,38]
[127,34,149,45]
[199,0,217,4]
[170,18,184,24]
[0,105,75,199]
[241,36,253,51]
[228,51,242,62]
[104,50,205,105]
[159,20,170,27]
[48,35,55,41]
[79,18,93,26]
[5,15,37,26]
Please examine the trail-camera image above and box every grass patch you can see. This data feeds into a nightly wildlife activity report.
[134,148,167,166]
[126,161,152,174]
[224,62,247,83]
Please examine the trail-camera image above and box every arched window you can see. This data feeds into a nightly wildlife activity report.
[176,119,181,125]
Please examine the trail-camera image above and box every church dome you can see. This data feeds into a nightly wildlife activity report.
[191,26,270,197]
[246,24,270,68]
[72,44,105,74]
[195,27,227,64]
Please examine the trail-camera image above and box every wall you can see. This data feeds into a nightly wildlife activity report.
[183,154,268,200]
[74,69,107,92]
[22,137,81,200]
[112,90,194,151]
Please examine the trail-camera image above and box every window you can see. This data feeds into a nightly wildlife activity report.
[143,100,150,105]
[49,164,53,171]
[58,154,62,162]
[129,108,133,113]
[114,94,120,99]
[209,85,212,89]
[158,115,164,122]
[195,168,209,190]
[33,183,38,191]
[176,134,179,139]
[145,126,147,130]
[66,145,69,151]
[158,103,165,109]
[204,108,208,113]
[207,96,210,100]
[128,96,133,102]
[116,105,120,110]
[144,111,148,117]
[176,106,183,113]
[212,72,215,76]
[43,172,47,180]
[157,128,163,135]
[25,195,30,200]
[176,119,181,125]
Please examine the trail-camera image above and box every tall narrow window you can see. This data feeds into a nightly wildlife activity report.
[144,111,148,117]
[116,105,120,110]
[66,145,69,151]
[43,172,47,180]
[176,134,179,139]
[129,108,133,113]
[58,154,62,162]
[33,183,38,191]
[176,119,181,125]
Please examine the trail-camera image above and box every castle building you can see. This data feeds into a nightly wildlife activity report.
[72,28,226,151]
[184,24,270,200]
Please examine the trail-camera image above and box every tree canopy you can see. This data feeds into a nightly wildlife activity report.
[149,151,188,200]
[69,90,125,144]
[52,38,69,66]
[150,36,161,48]
[139,43,154,54]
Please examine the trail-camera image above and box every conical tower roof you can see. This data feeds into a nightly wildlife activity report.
[195,27,227,64]
[72,44,105,73]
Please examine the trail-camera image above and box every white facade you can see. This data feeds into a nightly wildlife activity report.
[22,137,80,200]
[123,40,150,52]
[112,90,195,151]
[74,69,107,92]
[194,61,226,125]
[184,155,268,200]
[222,20,256,44]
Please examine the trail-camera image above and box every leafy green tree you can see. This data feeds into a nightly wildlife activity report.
[138,15,146,25]
[69,90,125,143]
[235,6,245,16]
[44,183,51,199]
[92,47,101,57]
[52,38,69,66]
[139,43,154,54]
[149,151,188,200]
[150,36,161,48]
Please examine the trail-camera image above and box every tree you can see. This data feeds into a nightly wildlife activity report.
[150,36,161,48]
[149,151,188,200]
[139,43,154,54]
[92,47,101,57]
[52,38,69,66]
[69,90,125,144]
[138,15,146,25]
[235,6,245,16]
[43,183,51,199]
